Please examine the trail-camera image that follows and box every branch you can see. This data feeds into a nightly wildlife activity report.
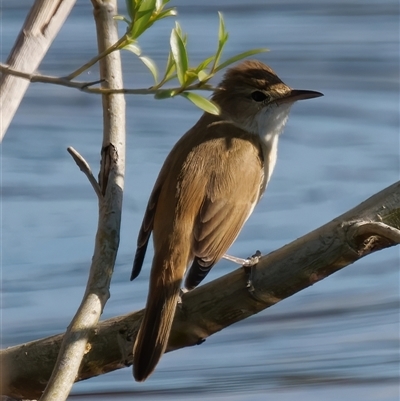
[0,0,77,141]
[2,181,399,399]
[0,63,215,95]
[38,1,126,399]
[67,147,103,200]
[64,35,128,80]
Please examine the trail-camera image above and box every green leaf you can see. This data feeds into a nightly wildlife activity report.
[123,42,142,56]
[140,56,158,83]
[170,24,189,85]
[212,12,229,72]
[197,69,209,82]
[218,11,228,44]
[180,92,220,115]
[174,20,183,38]
[183,70,199,86]
[114,15,131,24]
[195,55,215,73]
[155,0,171,11]
[130,0,157,39]
[125,0,135,20]
[156,8,177,20]
[155,49,176,88]
[192,55,216,84]
[215,48,269,72]
[154,89,176,99]
[163,51,176,81]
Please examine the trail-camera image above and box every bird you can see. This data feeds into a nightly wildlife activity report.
[130,59,323,382]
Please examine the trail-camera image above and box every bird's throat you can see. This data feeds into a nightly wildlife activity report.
[253,104,292,192]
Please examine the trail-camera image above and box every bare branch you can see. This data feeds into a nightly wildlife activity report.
[0,62,215,95]
[67,147,103,200]
[0,63,103,91]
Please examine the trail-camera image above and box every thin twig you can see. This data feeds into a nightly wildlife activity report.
[0,63,215,95]
[64,35,128,80]
[67,147,103,200]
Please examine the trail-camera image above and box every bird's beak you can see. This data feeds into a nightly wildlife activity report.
[277,89,323,104]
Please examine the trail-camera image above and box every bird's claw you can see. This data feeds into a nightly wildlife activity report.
[242,250,262,298]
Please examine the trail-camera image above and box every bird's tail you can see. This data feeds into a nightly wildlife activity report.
[133,257,183,382]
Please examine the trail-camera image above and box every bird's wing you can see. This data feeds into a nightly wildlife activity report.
[184,135,264,290]
[130,183,162,281]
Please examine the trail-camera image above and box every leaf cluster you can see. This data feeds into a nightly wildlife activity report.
[118,1,267,114]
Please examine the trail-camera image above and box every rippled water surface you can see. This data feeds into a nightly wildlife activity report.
[2,1,399,400]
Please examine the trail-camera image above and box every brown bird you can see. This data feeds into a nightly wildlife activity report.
[131,60,323,381]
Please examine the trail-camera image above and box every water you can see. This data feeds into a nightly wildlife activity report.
[1,0,399,400]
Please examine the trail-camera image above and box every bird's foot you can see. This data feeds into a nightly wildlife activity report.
[223,250,262,297]
[241,250,261,294]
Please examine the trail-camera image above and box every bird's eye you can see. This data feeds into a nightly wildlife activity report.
[251,91,268,102]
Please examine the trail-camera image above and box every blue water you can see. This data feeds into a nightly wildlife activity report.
[1,0,399,400]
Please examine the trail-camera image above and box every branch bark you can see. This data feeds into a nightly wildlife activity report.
[0,0,77,141]
[2,181,399,399]
[38,1,126,400]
